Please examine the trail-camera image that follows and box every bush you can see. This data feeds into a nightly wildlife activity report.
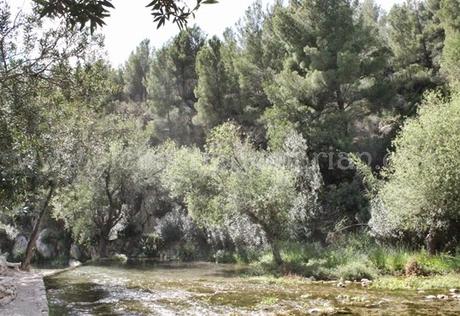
[333,259,379,281]
[371,93,460,251]
[213,250,236,264]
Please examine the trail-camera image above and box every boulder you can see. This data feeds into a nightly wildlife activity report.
[68,259,82,268]
[12,235,28,259]
[70,244,82,260]
[0,229,14,255]
[36,229,57,259]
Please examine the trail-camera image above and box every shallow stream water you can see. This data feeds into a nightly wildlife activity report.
[45,261,460,315]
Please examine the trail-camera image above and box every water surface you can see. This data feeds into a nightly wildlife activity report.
[45,261,460,315]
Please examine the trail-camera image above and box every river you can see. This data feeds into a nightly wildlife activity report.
[44,261,460,315]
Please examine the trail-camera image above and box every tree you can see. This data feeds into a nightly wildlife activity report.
[0,1,102,269]
[124,40,152,102]
[147,27,205,144]
[386,0,446,114]
[439,0,460,86]
[233,0,286,140]
[264,0,391,152]
[33,0,219,32]
[193,35,242,130]
[163,123,322,265]
[53,116,153,257]
[371,92,460,254]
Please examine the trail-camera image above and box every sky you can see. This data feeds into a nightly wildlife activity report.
[7,0,403,67]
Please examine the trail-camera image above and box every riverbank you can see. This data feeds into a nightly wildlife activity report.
[216,235,460,287]
[0,271,48,316]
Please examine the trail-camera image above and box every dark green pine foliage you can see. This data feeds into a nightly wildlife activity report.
[147,26,206,145]
[124,39,152,102]
[264,0,390,152]
[439,0,460,87]
[193,34,242,131]
[386,0,446,115]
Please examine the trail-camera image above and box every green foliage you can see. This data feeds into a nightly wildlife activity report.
[5,0,460,271]
[373,273,460,290]
[52,115,157,256]
[147,27,205,145]
[264,0,391,152]
[372,92,460,246]
[124,40,151,102]
[33,0,218,32]
[386,0,446,114]
[193,37,242,129]
[440,0,460,86]
[164,123,321,264]
[333,259,378,281]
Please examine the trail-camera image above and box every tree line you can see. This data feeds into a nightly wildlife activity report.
[1,0,460,269]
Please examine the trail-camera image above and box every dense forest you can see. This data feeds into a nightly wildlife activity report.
[1,0,460,281]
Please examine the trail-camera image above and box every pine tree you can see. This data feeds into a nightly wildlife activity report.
[264,0,390,151]
[386,0,445,114]
[439,0,460,87]
[147,27,205,144]
[124,39,152,102]
[193,35,241,130]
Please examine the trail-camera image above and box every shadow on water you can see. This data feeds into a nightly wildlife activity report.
[45,261,460,315]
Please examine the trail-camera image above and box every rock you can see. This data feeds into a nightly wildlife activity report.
[449,288,458,294]
[361,278,372,287]
[70,244,82,260]
[336,294,350,301]
[336,282,346,288]
[425,295,437,300]
[111,253,128,263]
[36,229,57,259]
[308,307,336,314]
[0,283,17,306]
[68,259,82,268]
[437,294,449,300]
[12,235,28,259]
[0,229,14,255]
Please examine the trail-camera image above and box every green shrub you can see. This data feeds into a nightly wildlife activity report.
[372,93,460,248]
[334,259,378,281]
[214,250,236,264]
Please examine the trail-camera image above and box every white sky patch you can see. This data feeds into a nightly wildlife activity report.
[6,0,403,67]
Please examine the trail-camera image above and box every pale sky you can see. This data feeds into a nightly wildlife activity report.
[7,0,402,66]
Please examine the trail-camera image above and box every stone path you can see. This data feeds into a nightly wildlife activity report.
[0,272,48,316]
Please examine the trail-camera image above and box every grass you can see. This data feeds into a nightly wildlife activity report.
[239,234,460,288]
[372,274,460,290]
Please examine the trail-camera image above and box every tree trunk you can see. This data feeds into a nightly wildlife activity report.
[425,228,439,256]
[21,185,55,271]
[99,234,109,258]
[270,240,283,266]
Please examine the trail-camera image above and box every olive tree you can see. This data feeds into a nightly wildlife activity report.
[163,123,322,265]
[52,116,154,257]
